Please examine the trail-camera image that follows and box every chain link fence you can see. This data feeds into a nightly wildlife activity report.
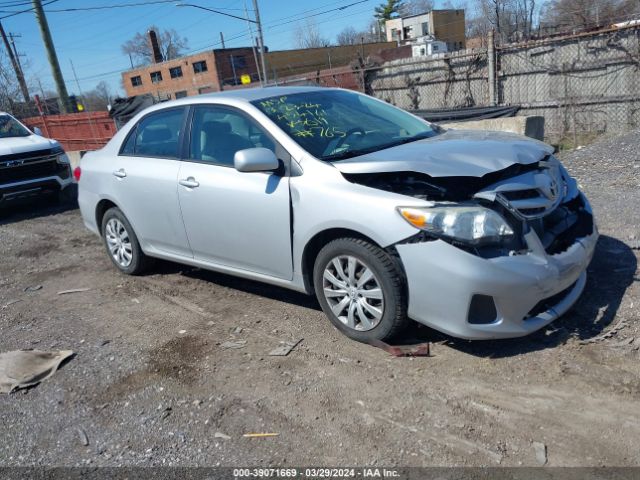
[499,27,640,144]
[369,25,640,145]
[370,50,491,110]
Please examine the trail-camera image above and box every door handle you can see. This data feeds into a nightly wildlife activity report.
[179,177,199,188]
[112,168,127,178]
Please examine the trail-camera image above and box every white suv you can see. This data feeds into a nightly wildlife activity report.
[0,112,74,206]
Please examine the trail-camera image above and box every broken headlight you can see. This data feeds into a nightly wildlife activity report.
[398,205,514,245]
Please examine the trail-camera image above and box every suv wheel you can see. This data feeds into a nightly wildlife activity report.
[313,238,408,342]
[101,207,151,275]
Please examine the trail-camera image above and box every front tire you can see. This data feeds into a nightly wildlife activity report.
[101,207,151,275]
[313,238,408,343]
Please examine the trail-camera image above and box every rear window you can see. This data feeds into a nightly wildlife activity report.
[120,108,185,158]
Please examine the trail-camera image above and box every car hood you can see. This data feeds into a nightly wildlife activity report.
[332,129,554,178]
[0,135,58,156]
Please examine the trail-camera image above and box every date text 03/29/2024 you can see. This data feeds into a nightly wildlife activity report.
[232,468,401,478]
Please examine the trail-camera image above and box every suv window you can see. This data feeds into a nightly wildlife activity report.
[121,108,185,158]
[0,114,31,138]
[189,106,275,166]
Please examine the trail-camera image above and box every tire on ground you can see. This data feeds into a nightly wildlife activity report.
[100,207,152,275]
[313,237,408,343]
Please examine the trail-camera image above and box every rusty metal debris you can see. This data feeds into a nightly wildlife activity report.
[369,339,431,357]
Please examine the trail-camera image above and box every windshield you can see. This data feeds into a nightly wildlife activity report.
[251,90,438,161]
[0,114,31,138]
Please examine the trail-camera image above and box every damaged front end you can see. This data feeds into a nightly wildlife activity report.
[338,154,597,339]
[342,155,595,260]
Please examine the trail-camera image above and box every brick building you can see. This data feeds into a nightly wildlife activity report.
[122,40,398,100]
[122,47,260,100]
[265,41,395,79]
[385,10,466,51]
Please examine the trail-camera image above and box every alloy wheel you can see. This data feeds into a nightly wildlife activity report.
[105,218,133,268]
[322,255,384,331]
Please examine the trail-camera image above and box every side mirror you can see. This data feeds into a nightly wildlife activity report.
[33,127,43,136]
[234,147,279,173]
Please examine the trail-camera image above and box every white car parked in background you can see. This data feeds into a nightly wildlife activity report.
[0,112,74,206]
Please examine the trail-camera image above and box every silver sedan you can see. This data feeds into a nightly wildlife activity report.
[77,87,597,341]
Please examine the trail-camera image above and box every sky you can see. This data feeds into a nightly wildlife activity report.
[0,0,435,98]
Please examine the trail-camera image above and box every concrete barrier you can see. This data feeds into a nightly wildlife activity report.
[439,116,545,141]
[66,151,83,170]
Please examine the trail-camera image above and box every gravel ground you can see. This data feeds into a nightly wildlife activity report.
[0,130,639,468]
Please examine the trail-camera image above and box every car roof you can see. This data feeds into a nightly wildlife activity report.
[151,86,345,111]
[197,85,339,102]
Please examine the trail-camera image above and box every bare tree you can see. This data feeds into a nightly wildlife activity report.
[0,52,18,113]
[366,19,385,42]
[293,19,330,49]
[81,81,112,112]
[0,49,33,115]
[540,0,637,31]
[473,0,518,42]
[336,26,362,45]
[121,26,188,66]
[399,0,434,15]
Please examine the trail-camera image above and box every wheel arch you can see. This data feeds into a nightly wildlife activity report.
[95,198,119,232]
[301,228,383,293]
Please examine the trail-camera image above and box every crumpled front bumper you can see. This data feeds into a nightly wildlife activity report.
[396,218,598,340]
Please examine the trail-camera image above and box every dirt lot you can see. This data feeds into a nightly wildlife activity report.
[1,131,639,468]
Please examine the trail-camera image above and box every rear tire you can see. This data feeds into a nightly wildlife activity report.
[101,207,152,275]
[313,237,408,343]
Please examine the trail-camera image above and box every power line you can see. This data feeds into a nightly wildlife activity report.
[36,2,385,86]
[0,0,57,19]
[183,0,377,54]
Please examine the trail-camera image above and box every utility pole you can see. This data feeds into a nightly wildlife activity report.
[251,0,268,84]
[0,22,30,102]
[219,32,226,49]
[32,0,71,113]
[487,30,497,106]
[8,33,21,63]
[244,1,262,84]
[177,2,267,84]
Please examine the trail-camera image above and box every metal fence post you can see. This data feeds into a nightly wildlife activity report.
[488,30,497,106]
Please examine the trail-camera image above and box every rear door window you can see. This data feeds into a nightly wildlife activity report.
[120,107,185,158]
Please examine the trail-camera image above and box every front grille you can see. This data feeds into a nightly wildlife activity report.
[500,189,540,200]
[0,152,67,184]
[525,280,577,319]
[0,148,56,163]
[483,162,593,255]
[529,195,594,255]
[1,159,59,183]
[493,163,564,220]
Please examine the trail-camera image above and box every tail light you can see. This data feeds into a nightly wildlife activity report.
[73,166,81,181]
